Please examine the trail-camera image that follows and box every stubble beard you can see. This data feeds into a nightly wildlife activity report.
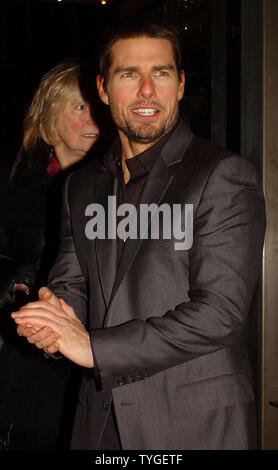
[110,104,179,144]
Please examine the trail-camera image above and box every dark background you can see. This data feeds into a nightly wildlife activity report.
[0,0,241,159]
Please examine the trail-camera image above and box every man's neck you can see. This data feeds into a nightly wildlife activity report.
[118,130,160,184]
[118,130,159,160]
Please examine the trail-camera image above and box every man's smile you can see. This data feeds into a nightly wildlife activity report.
[131,106,160,118]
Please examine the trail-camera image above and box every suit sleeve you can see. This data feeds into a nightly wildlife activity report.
[48,175,88,325]
[90,155,266,391]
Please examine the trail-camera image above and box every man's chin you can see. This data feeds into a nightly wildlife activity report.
[122,125,166,144]
[130,135,161,144]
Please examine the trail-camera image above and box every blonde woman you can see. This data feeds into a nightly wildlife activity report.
[9,59,100,292]
[0,60,101,450]
[10,59,99,188]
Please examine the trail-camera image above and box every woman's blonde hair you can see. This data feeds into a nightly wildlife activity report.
[23,59,81,152]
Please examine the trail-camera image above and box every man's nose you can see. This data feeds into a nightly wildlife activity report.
[137,75,155,99]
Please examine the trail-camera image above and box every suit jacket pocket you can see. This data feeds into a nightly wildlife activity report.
[175,373,254,412]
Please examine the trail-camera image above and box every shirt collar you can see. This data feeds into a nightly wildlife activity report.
[103,125,176,181]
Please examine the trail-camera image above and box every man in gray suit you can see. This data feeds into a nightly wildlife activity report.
[12,19,265,449]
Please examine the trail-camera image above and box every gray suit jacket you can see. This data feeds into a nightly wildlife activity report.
[49,120,266,450]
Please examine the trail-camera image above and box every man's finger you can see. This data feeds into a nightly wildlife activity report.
[59,298,77,319]
[13,314,61,333]
[27,326,59,344]
[18,301,65,319]
[44,343,60,354]
[31,332,61,350]
[14,298,69,320]
[39,287,61,309]
[17,325,39,337]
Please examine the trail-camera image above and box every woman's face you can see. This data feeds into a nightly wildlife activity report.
[53,92,100,167]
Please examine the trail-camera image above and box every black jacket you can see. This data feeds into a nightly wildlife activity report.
[0,149,70,436]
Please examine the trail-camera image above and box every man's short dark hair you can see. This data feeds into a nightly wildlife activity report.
[98,18,183,90]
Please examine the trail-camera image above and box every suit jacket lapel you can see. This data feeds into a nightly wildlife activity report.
[106,120,194,314]
[94,170,118,309]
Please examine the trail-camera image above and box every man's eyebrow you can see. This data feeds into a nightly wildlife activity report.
[112,64,176,75]
[152,64,176,72]
[112,66,139,75]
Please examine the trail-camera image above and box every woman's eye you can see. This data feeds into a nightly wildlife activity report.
[77,104,85,110]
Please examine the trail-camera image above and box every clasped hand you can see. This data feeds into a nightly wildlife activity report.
[11,287,93,368]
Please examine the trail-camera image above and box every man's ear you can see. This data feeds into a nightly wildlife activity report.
[178,70,185,102]
[96,75,109,106]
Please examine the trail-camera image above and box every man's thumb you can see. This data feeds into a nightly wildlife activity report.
[38,287,60,308]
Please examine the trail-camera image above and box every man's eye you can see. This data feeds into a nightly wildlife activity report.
[121,72,135,78]
[155,70,169,77]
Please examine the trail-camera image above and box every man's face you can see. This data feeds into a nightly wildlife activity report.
[97,36,185,145]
